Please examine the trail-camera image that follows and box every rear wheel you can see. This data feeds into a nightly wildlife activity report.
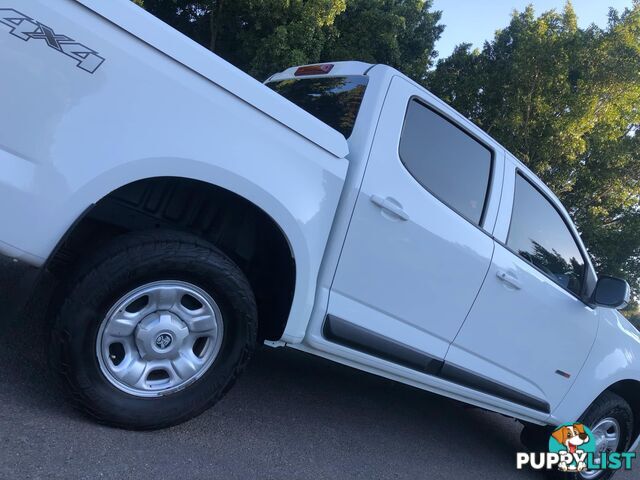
[50,230,258,429]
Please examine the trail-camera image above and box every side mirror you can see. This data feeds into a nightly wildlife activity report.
[592,276,631,310]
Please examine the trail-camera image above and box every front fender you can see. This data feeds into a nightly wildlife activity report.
[551,308,640,449]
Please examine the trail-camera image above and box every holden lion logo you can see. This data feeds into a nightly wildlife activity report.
[155,333,173,350]
[516,422,635,474]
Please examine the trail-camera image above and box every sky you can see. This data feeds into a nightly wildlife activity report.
[431,0,634,60]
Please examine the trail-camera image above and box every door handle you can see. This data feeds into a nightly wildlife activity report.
[370,195,410,221]
[496,270,522,290]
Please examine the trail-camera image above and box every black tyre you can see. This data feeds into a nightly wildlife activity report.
[549,391,634,480]
[50,230,258,429]
[521,422,553,452]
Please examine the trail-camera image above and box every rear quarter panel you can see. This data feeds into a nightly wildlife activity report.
[0,0,349,342]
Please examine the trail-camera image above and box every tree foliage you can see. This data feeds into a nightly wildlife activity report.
[428,2,640,315]
[134,0,442,80]
[322,0,443,84]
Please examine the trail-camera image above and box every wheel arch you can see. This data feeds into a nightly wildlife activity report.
[604,379,640,449]
[46,175,302,342]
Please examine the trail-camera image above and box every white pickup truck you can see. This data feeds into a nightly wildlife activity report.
[0,0,638,476]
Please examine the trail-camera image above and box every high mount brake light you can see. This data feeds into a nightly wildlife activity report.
[294,64,334,76]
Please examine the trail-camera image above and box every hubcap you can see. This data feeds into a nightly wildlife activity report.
[96,280,224,397]
[581,417,621,479]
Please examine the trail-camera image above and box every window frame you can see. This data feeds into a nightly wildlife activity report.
[505,170,589,300]
[397,96,495,228]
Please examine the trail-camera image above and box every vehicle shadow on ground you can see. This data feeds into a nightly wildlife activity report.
[0,265,548,479]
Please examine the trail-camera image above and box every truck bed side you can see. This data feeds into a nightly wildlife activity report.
[0,0,349,342]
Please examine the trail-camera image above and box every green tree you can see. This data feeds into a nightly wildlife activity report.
[429,2,640,306]
[134,0,346,78]
[218,0,348,79]
[133,0,442,81]
[629,308,640,329]
[321,0,443,84]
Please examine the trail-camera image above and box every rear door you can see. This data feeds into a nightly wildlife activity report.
[325,76,503,370]
[445,161,598,414]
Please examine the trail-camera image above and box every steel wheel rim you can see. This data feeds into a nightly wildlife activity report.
[581,417,621,479]
[96,280,224,397]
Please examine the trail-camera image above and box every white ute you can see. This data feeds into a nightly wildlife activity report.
[0,0,638,475]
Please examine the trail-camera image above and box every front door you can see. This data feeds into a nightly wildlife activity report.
[446,167,598,413]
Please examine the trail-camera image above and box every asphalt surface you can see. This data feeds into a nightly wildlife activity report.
[0,258,636,479]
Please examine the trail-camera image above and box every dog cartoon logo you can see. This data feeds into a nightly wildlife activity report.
[517,422,635,473]
[549,423,595,472]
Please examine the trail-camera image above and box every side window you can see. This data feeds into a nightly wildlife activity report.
[507,174,585,296]
[399,99,493,225]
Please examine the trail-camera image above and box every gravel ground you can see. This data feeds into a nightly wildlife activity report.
[0,257,636,479]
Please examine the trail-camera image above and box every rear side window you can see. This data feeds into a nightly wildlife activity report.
[399,99,492,225]
[266,75,368,138]
[507,174,585,296]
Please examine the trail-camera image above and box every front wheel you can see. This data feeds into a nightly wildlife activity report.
[50,230,258,430]
[551,391,634,480]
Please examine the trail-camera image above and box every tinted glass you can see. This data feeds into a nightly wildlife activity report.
[267,75,368,138]
[507,174,585,295]
[399,100,492,225]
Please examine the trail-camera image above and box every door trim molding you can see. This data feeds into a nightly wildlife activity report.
[322,315,551,414]
[440,363,551,413]
[323,315,444,375]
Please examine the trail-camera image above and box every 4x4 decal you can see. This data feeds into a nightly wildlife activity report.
[0,8,104,73]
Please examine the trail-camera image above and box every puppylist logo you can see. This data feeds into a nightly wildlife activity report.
[516,423,636,474]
